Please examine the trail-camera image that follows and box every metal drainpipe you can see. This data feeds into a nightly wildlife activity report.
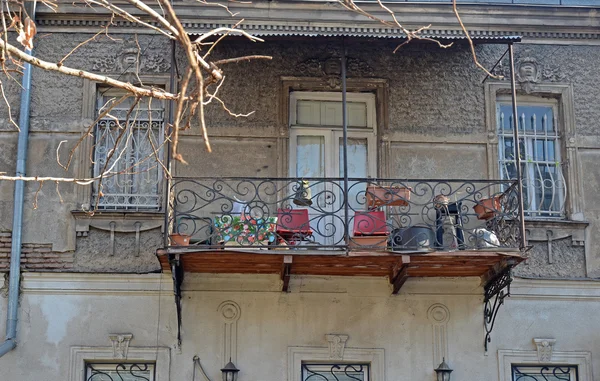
[0,1,36,358]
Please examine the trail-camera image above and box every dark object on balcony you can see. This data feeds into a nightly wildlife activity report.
[474,196,502,220]
[352,210,388,236]
[293,180,313,206]
[435,201,465,250]
[170,233,191,246]
[365,185,411,209]
[390,226,435,251]
[276,208,313,244]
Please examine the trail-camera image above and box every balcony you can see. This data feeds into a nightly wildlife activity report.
[157,177,524,288]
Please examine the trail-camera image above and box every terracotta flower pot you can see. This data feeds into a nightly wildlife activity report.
[170,233,191,246]
[366,185,411,209]
[474,196,501,220]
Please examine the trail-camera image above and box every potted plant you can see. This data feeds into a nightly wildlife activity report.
[474,196,502,220]
[169,233,191,246]
[366,185,411,209]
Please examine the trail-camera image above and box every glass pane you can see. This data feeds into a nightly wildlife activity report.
[340,138,368,211]
[296,136,325,178]
[86,363,155,381]
[296,99,369,128]
[512,365,577,381]
[498,104,554,133]
[303,364,369,381]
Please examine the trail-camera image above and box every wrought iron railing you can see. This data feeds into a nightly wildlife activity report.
[168,177,522,252]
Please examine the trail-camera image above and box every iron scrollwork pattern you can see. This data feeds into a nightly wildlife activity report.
[302,363,369,381]
[169,177,522,252]
[484,267,513,352]
[512,365,578,381]
[86,363,154,381]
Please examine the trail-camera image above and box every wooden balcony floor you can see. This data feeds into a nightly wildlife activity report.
[156,247,523,279]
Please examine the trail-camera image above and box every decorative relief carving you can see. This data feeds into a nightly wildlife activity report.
[218,301,241,365]
[427,304,450,368]
[91,39,170,76]
[109,333,133,359]
[325,334,349,360]
[296,45,374,88]
[491,55,565,93]
[534,338,556,362]
[525,221,588,247]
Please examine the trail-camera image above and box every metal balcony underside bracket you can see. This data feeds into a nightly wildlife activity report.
[483,265,513,352]
[281,255,293,292]
[168,253,184,348]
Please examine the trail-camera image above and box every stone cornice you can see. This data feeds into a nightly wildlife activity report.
[35,1,600,43]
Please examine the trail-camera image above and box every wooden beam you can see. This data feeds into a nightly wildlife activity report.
[480,258,518,286]
[281,255,293,292]
[390,256,410,294]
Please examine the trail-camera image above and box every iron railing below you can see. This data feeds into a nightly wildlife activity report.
[168,177,523,252]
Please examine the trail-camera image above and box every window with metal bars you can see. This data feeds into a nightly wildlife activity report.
[302,363,370,381]
[497,98,566,218]
[512,365,578,381]
[92,89,165,210]
[85,362,155,381]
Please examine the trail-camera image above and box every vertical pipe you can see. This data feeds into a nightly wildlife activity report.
[508,44,527,250]
[0,1,35,357]
[341,44,349,249]
[163,39,177,246]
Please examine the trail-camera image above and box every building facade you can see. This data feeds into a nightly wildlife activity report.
[1,1,599,380]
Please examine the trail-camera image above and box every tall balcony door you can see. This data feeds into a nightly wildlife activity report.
[289,92,377,245]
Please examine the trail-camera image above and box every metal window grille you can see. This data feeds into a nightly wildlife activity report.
[497,102,566,218]
[512,365,578,381]
[92,90,165,210]
[302,363,370,381]
[85,362,155,381]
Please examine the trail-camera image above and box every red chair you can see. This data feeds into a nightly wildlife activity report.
[276,209,313,244]
[353,211,388,236]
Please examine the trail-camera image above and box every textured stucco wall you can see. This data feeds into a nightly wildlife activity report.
[0,34,598,275]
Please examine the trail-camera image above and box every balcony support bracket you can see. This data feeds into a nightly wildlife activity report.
[281,255,293,292]
[168,254,184,348]
[483,266,513,352]
[390,256,410,295]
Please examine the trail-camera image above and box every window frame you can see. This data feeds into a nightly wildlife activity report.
[288,346,384,381]
[91,87,166,211]
[511,364,579,381]
[496,95,566,218]
[69,345,170,381]
[78,76,171,213]
[498,349,591,381]
[484,82,583,222]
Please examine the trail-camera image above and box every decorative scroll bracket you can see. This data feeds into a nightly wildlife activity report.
[169,254,184,349]
[484,266,513,352]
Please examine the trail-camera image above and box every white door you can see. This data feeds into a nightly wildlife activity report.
[289,92,377,245]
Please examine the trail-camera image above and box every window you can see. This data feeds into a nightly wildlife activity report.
[92,89,165,210]
[497,97,566,218]
[512,365,578,381]
[302,363,370,381]
[69,343,169,381]
[289,92,377,244]
[86,362,155,381]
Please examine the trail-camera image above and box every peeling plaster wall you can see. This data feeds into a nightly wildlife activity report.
[0,34,598,275]
[0,274,599,380]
